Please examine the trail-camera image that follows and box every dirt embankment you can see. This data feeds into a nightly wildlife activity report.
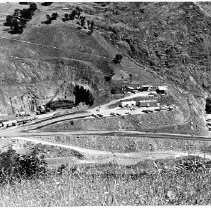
[38,109,181,132]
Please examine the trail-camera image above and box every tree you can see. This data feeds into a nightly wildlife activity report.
[10,18,24,33]
[20,8,32,20]
[90,20,94,33]
[42,14,52,24]
[69,10,76,20]
[29,3,37,12]
[13,9,21,17]
[206,98,211,114]
[113,54,123,64]
[129,73,133,82]
[4,15,12,26]
[51,12,59,20]
[80,16,85,27]
[75,6,81,18]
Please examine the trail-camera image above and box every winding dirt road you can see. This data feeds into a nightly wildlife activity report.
[12,136,211,167]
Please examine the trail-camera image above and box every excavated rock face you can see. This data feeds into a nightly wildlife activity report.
[0,56,108,115]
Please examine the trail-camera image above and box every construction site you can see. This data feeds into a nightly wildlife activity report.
[0,2,211,207]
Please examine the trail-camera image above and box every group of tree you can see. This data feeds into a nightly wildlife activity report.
[4,3,37,34]
[62,6,95,34]
[42,12,59,24]
[0,147,47,184]
[62,6,81,22]
[41,2,53,6]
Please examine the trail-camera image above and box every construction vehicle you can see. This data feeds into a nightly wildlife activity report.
[36,105,49,115]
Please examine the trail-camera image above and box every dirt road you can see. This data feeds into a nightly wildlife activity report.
[12,136,211,167]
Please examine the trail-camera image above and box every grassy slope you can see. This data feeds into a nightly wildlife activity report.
[1,156,211,206]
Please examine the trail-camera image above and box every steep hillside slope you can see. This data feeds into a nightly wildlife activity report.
[96,2,211,96]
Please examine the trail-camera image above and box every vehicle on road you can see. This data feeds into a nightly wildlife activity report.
[97,114,103,117]
[92,114,98,118]
[168,106,174,111]
[142,109,153,113]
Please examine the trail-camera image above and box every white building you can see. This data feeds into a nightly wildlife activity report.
[120,100,136,107]
[156,86,168,95]
[138,100,158,107]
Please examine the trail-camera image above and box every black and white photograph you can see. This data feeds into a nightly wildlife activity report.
[0,0,211,206]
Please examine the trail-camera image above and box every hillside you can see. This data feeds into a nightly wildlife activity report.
[0,1,210,125]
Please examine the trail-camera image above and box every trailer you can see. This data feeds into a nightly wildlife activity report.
[138,100,158,107]
[120,100,136,107]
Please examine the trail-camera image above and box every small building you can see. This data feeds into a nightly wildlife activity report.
[141,85,157,91]
[141,85,152,91]
[126,86,135,91]
[138,100,158,107]
[156,86,168,95]
[120,100,136,107]
[3,120,17,127]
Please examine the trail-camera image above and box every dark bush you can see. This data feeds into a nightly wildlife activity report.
[113,54,123,64]
[0,147,47,184]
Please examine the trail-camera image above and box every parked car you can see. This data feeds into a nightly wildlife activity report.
[168,106,174,111]
[97,114,103,117]
[143,110,153,113]
[160,105,168,110]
